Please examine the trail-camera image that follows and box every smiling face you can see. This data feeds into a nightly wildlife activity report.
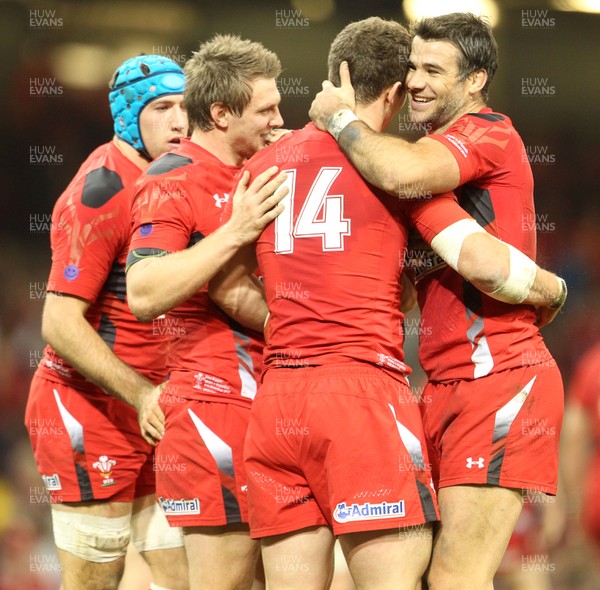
[226,77,283,161]
[406,36,474,133]
[139,95,188,159]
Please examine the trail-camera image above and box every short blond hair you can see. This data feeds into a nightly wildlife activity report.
[184,34,282,131]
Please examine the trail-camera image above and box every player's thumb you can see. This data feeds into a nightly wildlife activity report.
[340,61,352,88]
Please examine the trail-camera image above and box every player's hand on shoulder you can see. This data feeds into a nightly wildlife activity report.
[309,61,357,131]
[227,166,289,245]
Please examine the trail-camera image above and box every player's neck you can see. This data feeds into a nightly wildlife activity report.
[112,137,150,170]
[190,128,244,167]
[355,102,386,133]
[434,97,488,134]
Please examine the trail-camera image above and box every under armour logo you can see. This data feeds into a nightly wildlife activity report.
[213,193,230,208]
[466,457,485,469]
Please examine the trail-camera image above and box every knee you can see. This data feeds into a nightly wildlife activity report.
[51,507,131,563]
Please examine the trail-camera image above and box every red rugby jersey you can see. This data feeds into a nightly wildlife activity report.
[128,139,263,406]
[410,109,553,382]
[238,124,470,379]
[36,141,169,391]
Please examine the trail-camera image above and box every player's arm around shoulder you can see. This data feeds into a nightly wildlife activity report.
[126,166,288,322]
[337,127,461,197]
[408,196,567,323]
[310,61,460,197]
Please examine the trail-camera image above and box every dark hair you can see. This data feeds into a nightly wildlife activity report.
[184,34,281,131]
[328,17,411,104]
[410,12,498,100]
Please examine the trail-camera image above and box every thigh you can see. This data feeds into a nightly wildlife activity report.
[428,485,523,590]
[261,526,335,590]
[131,494,188,590]
[339,525,433,590]
[26,376,152,503]
[184,524,259,590]
[157,390,251,527]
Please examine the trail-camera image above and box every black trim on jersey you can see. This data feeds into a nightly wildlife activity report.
[146,153,193,176]
[81,167,124,208]
[457,185,495,228]
[104,261,126,302]
[187,231,205,248]
[98,313,117,351]
[468,112,505,122]
[126,248,169,271]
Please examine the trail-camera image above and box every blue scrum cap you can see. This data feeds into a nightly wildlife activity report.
[108,54,185,155]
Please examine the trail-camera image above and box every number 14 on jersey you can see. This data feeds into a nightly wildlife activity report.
[274,167,351,253]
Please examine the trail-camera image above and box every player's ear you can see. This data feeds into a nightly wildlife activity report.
[468,69,487,97]
[210,102,229,130]
[385,81,405,111]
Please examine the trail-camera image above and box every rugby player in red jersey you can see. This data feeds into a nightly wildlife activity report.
[25,55,189,590]
[310,12,567,590]
[205,16,567,590]
[125,35,286,590]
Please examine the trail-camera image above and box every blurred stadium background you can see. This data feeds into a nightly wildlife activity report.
[1,0,598,588]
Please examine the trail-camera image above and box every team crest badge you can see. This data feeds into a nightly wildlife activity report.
[93,455,117,487]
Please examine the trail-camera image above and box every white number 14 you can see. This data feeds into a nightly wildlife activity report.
[274,167,351,253]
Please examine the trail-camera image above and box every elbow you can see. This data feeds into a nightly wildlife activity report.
[458,244,509,294]
[128,297,158,323]
[126,287,159,323]
[381,171,401,197]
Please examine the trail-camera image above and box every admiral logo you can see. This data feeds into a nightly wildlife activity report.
[41,474,62,491]
[159,497,201,515]
[333,500,405,523]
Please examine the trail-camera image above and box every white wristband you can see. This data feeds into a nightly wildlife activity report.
[326,109,358,141]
